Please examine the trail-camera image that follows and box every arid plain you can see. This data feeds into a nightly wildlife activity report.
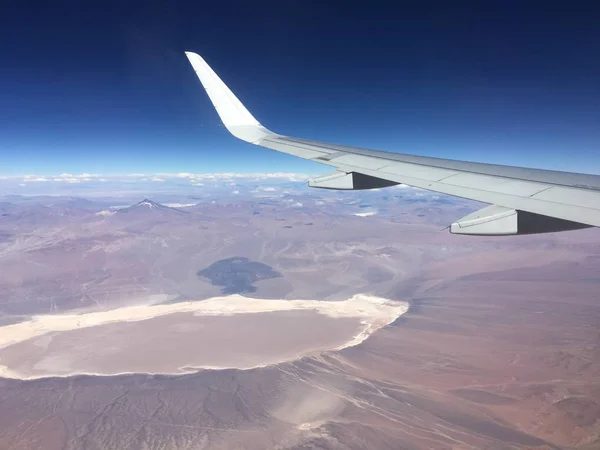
[0,177,598,449]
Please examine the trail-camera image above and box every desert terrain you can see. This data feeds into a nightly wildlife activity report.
[0,176,598,449]
[0,294,407,379]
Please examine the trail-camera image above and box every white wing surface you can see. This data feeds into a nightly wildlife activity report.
[185,51,600,236]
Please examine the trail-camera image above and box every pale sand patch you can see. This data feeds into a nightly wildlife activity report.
[0,294,408,380]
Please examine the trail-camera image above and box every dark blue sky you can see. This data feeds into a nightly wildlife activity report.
[1,1,600,175]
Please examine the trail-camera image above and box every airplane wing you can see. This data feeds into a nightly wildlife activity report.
[185,51,600,236]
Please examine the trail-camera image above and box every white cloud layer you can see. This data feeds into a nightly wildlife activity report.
[4,172,310,186]
[158,172,310,182]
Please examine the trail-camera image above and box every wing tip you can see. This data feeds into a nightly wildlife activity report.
[184,50,273,143]
[184,51,203,66]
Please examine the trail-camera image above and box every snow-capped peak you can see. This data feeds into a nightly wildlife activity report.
[137,199,159,209]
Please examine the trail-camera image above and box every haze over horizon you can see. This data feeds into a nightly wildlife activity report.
[2,1,600,175]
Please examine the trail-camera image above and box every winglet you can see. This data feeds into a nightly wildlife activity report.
[185,51,272,144]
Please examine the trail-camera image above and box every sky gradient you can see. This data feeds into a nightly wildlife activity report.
[1,1,600,175]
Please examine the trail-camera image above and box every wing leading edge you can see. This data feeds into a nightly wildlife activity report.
[185,51,600,236]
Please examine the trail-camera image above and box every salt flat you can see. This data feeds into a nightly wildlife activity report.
[0,294,408,379]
